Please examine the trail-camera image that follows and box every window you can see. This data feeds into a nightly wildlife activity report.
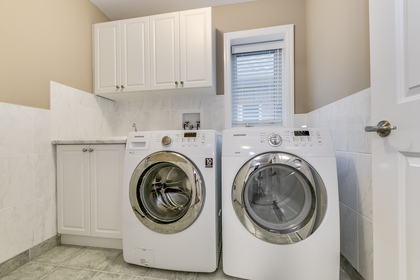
[224,25,294,128]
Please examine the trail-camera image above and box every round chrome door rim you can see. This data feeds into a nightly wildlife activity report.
[232,152,327,244]
[129,151,205,234]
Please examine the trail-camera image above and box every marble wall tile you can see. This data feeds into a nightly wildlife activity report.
[0,202,35,263]
[0,155,35,208]
[336,152,359,211]
[358,215,373,280]
[294,114,308,128]
[0,103,34,156]
[150,110,171,130]
[34,153,56,199]
[203,108,225,132]
[308,88,372,278]
[113,95,226,135]
[149,97,171,110]
[0,156,9,208]
[190,95,214,109]
[339,203,359,271]
[171,96,191,110]
[307,88,371,154]
[50,81,116,140]
[335,151,372,219]
[33,109,52,154]
[51,99,79,139]
[34,195,57,246]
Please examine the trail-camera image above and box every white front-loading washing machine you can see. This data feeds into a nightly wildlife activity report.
[122,130,221,272]
[222,128,340,280]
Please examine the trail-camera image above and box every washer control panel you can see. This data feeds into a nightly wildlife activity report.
[156,132,206,148]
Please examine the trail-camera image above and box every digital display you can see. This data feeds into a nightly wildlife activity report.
[184,132,197,138]
[294,131,310,136]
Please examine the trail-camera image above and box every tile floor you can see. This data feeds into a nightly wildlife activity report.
[0,245,353,280]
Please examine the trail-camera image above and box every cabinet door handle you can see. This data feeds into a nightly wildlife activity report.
[82,148,88,152]
[180,81,184,85]
[116,85,120,89]
[175,81,178,85]
[88,148,94,152]
[121,85,124,89]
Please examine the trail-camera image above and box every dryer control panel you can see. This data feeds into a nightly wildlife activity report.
[222,128,335,157]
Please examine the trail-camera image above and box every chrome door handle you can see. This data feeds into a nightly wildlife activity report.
[365,120,397,137]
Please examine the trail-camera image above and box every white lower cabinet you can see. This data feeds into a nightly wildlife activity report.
[57,144,125,243]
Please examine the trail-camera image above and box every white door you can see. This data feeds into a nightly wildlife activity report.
[90,145,124,239]
[57,145,90,236]
[93,21,120,94]
[150,12,180,90]
[180,8,213,89]
[370,0,420,279]
[121,17,150,92]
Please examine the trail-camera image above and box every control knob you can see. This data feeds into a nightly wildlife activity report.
[161,136,173,147]
[268,133,282,147]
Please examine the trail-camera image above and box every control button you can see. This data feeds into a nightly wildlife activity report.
[161,136,173,147]
[268,133,282,147]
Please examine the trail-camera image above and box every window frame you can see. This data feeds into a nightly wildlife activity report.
[223,24,295,129]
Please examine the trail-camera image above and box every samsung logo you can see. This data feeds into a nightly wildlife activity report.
[233,134,247,137]
[134,135,145,138]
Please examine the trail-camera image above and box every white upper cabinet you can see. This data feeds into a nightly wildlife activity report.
[150,12,180,90]
[93,21,120,94]
[180,8,214,90]
[150,8,215,93]
[93,17,149,96]
[93,7,215,99]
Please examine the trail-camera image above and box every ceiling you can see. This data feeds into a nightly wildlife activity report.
[90,0,257,21]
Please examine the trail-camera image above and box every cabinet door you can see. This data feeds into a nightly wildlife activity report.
[57,145,90,236]
[93,21,121,94]
[121,17,150,92]
[150,12,180,90]
[180,8,214,89]
[89,145,124,238]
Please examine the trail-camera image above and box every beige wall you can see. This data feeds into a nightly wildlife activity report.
[213,0,308,113]
[305,0,370,112]
[0,0,370,113]
[0,0,109,109]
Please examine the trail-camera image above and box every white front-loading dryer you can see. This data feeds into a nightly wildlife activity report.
[122,130,221,272]
[222,128,340,280]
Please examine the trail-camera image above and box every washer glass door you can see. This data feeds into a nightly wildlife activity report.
[232,152,327,244]
[130,152,204,234]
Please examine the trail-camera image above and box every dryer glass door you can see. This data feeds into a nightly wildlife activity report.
[232,152,327,244]
[243,164,315,235]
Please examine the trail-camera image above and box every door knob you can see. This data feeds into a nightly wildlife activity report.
[365,120,397,137]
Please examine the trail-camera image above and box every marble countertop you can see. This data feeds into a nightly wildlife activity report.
[52,136,127,145]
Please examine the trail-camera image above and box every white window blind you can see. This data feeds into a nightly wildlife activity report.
[231,41,284,127]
